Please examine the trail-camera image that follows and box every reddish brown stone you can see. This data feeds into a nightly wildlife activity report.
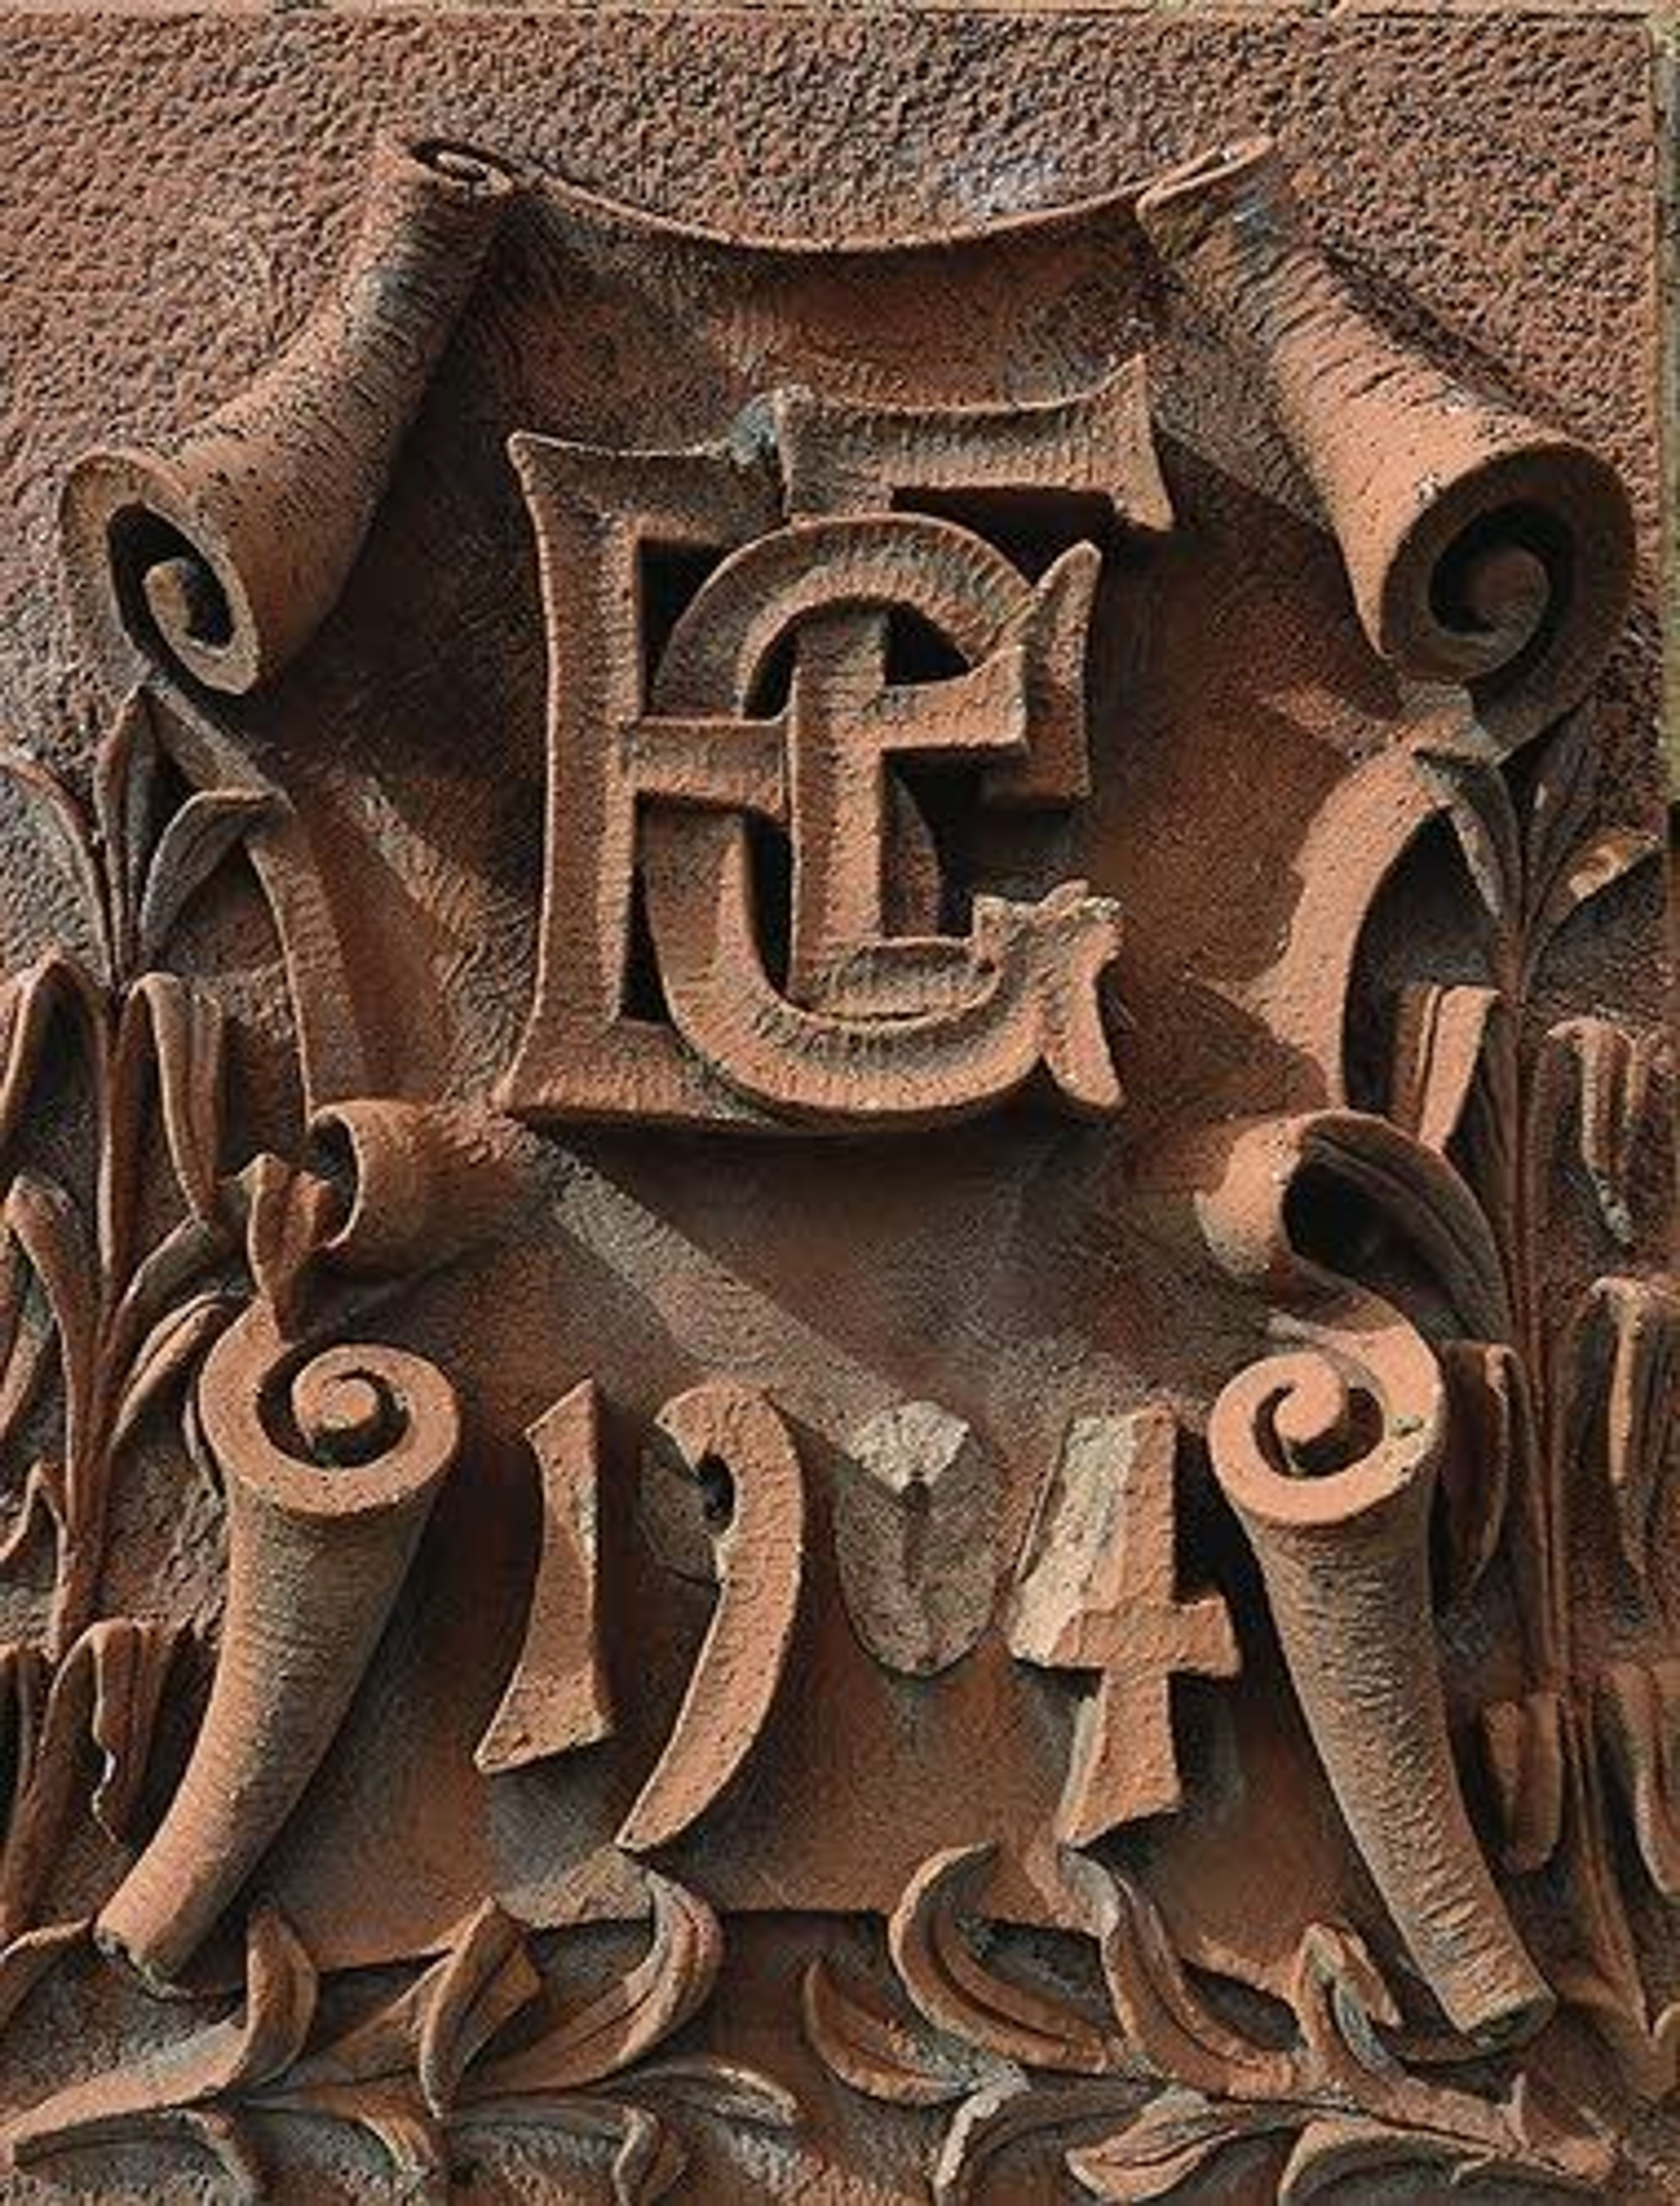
[0,7,1672,2199]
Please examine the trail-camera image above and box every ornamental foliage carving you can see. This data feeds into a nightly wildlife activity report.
[0,50,1672,2205]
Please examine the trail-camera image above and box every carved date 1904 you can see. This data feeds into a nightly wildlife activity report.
[0,83,1670,2206]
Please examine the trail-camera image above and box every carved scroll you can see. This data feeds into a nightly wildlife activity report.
[1201,1113,1550,2049]
[620,1383,804,1852]
[96,1306,460,1984]
[476,1380,612,1775]
[309,1097,522,1276]
[62,136,517,695]
[1138,138,1634,737]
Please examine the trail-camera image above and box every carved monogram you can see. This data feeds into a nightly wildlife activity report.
[0,102,1670,2206]
[504,370,1165,1130]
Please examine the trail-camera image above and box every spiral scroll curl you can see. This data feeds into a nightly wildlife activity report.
[1203,1110,1550,2050]
[62,136,518,696]
[308,1096,525,1278]
[1138,138,1634,739]
[97,1304,460,1985]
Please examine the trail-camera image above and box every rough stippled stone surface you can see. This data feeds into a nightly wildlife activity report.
[0,7,1674,2199]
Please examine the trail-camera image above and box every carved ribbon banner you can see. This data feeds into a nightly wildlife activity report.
[0,62,1665,2206]
[98,1304,461,1986]
[62,136,520,701]
[1198,1111,1554,2048]
[1135,137,1634,742]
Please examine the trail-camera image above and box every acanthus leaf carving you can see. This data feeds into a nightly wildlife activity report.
[1541,1020,1671,1253]
[888,1844,1122,2078]
[1595,1659,1680,1905]
[1481,1688,1568,1878]
[800,1953,993,2108]
[1342,700,1680,2091]
[3,1870,792,2202]
[0,84,1667,2206]
[1434,1339,1526,1608]
[466,1870,719,2101]
[0,1615,182,1942]
[4,1901,316,2190]
[808,1846,1611,2203]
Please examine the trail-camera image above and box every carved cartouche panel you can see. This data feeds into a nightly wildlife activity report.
[0,10,1673,2201]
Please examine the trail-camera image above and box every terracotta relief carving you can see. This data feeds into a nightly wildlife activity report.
[838,1401,997,1678]
[504,367,1159,1130]
[99,1301,462,1985]
[0,16,1673,2196]
[1201,1111,1551,2048]
[1009,1406,1238,1846]
[1134,139,1634,742]
[620,1381,806,1853]
[476,1378,613,1777]
[802,1845,1613,2200]
[61,136,520,703]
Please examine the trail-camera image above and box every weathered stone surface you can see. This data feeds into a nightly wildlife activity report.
[0,7,1673,2199]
